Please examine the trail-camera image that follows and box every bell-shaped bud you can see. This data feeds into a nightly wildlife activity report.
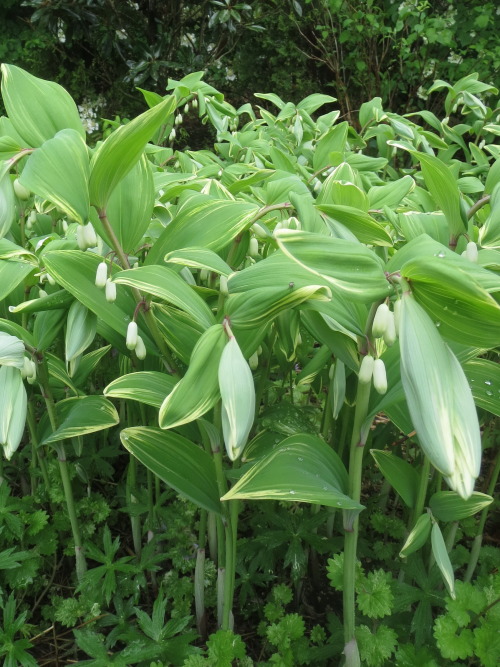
[358,354,374,384]
[126,321,138,350]
[105,278,116,303]
[169,128,176,142]
[83,222,97,248]
[38,288,47,298]
[135,335,146,360]
[199,268,209,283]
[372,303,390,338]
[95,262,108,288]
[0,366,27,460]
[13,178,30,200]
[184,103,189,113]
[76,224,87,250]
[175,113,182,126]
[47,273,56,287]
[373,358,387,395]
[465,241,478,263]
[192,97,198,109]
[248,237,259,258]
[219,276,228,296]
[26,359,37,384]
[383,311,396,347]
[248,351,259,370]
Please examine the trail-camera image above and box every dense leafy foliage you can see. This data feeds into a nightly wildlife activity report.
[0,62,498,665]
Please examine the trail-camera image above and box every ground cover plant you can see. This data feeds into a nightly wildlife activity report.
[0,64,499,665]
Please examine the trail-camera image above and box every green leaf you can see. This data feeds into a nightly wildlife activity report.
[91,155,154,253]
[145,193,259,265]
[9,289,74,314]
[357,570,394,619]
[41,396,119,445]
[165,247,232,276]
[113,265,214,329]
[65,301,97,362]
[1,64,84,147]
[218,333,255,461]
[401,257,500,347]
[121,426,222,515]
[19,129,90,224]
[0,260,34,301]
[317,204,392,246]
[0,161,16,238]
[368,175,415,209]
[89,94,176,209]
[313,122,348,171]
[159,324,226,429]
[431,522,455,599]
[429,491,493,522]
[104,371,177,408]
[370,450,419,508]
[222,433,363,510]
[413,151,465,239]
[275,229,392,302]
[225,284,330,329]
[464,358,500,416]
[399,514,432,558]
[153,303,206,364]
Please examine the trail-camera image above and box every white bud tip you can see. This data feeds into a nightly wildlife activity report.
[249,237,259,258]
[465,241,478,263]
[38,289,47,299]
[383,311,397,346]
[47,274,56,286]
[373,358,388,395]
[84,222,97,248]
[95,262,108,288]
[126,321,138,350]
[359,354,375,384]
[105,279,117,303]
[135,336,146,360]
[14,178,30,200]
[219,276,228,296]
[372,303,390,338]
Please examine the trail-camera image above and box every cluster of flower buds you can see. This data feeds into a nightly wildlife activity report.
[175,113,183,126]
[26,210,37,230]
[126,321,146,360]
[21,356,37,384]
[358,354,387,395]
[76,222,98,250]
[372,301,397,346]
[94,261,116,302]
[169,128,176,142]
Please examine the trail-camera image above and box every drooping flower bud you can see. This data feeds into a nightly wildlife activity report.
[135,335,146,360]
[184,103,189,113]
[465,241,478,263]
[358,354,375,384]
[383,311,397,347]
[175,113,182,126]
[126,321,138,350]
[105,278,116,303]
[38,289,47,298]
[372,303,390,338]
[219,276,228,296]
[373,358,387,394]
[95,262,108,288]
[169,128,176,142]
[13,178,30,200]
[83,222,97,248]
[394,299,401,336]
[248,351,259,370]
[47,273,56,287]
[248,237,259,258]
[76,225,87,250]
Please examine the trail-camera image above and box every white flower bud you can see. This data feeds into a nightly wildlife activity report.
[169,128,176,142]
[394,299,401,336]
[219,276,228,296]
[175,113,182,126]
[251,223,267,239]
[249,237,259,257]
[358,354,375,384]
[76,225,87,250]
[465,241,478,263]
[13,178,30,200]
[193,98,198,109]
[199,269,209,283]
[373,358,387,395]
[135,335,146,360]
[26,359,37,384]
[372,303,390,338]
[61,220,69,233]
[126,321,138,350]
[83,222,97,248]
[95,262,108,288]
[38,289,47,298]
[383,311,397,347]
[28,210,37,226]
[105,278,116,303]
[184,103,189,113]
[47,273,56,286]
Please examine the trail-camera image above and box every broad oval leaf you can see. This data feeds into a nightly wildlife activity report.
[19,129,90,224]
[165,247,232,277]
[464,358,500,417]
[104,371,177,408]
[317,204,392,246]
[275,229,392,302]
[65,301,97,362]
[113,265,214,329]
[370,450,419,509]
[121,426,222,515]
[159,324,226,429]
[222,433,363,510]
[41,396,119,445]
[1,64,84,147]
[0,163,15,239]
[429,491,493,522]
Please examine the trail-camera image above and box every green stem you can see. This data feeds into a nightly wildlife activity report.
[126,455,142,556]
[342,379,372,665]
[195,509,208,637]
[37,358,86,582]
[410,454,431,528]
[465,447,500,582]
[97,208,179,374]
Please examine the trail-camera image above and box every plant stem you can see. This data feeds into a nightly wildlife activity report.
[126,454,142,556]
[410,454,431,528]
[342,378,372,666]
[195,509,208,637]
[465,447,500,582]
[37,357,87,582]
